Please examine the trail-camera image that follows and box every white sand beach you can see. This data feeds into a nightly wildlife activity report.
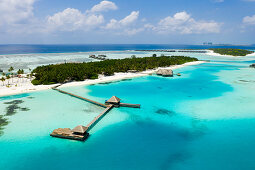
[0,61,205,97]
[247,52,255,57]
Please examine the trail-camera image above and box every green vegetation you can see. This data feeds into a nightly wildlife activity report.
[210,48,253,56]
[17,69,24,75]
[32,55,198,85]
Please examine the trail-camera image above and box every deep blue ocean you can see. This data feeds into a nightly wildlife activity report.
[0,44,254,55]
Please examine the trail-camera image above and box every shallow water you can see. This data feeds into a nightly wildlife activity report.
[1,51,255,169]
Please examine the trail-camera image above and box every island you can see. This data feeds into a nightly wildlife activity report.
[209,48,253,56]
[31,55,198,85]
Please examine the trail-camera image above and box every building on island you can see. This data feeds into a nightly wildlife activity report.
[156,69,173,77]
[127,70,138,73]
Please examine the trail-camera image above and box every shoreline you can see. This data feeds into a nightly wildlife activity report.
[0,61,205,97]
[206,50,255,57]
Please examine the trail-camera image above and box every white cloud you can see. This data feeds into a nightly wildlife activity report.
[46,8,104,32]
[151,11,221,34]
[120,11,139,25]
[243,15,255,25]
[104,11,141,35]
[0,1,222,37]
[45,1,118,32]
[105,11,139,29]
[90,1,117,12]
[0,0,35,25]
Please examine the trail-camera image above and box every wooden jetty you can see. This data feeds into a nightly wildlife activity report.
[50,88,140,141]
[119,103,141,108]
[86,105,114,131]
[52,88,107,108]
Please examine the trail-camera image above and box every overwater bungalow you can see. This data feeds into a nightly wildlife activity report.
[50,125,89,141]
[72,125,88,135]
[105,96,121,107]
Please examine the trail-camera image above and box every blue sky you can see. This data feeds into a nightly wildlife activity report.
[0,0,255,44]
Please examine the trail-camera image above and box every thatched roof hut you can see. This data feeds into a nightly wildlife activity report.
[156,69,173,77]
[106,96,121,104]
[72,125,88,135]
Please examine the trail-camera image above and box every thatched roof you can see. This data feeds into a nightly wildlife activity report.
[156,69,173,76]
[72,125,88,134]
[52,128,72,136]
[107,96,121,103]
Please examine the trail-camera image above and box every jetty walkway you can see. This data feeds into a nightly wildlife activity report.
[50,86,140,141]
[52,88,107,108]
[86,105,114,131]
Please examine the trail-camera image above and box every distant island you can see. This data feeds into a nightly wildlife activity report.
[32,55,198,85]
[209,48,253,56]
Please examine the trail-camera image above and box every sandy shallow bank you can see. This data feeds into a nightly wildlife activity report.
[0,61,205,97]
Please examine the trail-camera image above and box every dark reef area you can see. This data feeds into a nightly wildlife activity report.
[0,99,31,136]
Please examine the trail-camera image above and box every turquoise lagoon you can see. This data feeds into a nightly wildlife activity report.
[1,53,255,169]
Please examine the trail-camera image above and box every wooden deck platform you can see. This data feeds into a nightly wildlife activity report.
[50,128,89,141]
[119,103,141,108]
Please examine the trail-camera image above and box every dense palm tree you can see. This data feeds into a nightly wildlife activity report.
[1,77,5,86]
[17,69,24,83]
[6,75,10,85]
[8,67,14,72]
[32,56,198,85]
[8,66,14,84]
